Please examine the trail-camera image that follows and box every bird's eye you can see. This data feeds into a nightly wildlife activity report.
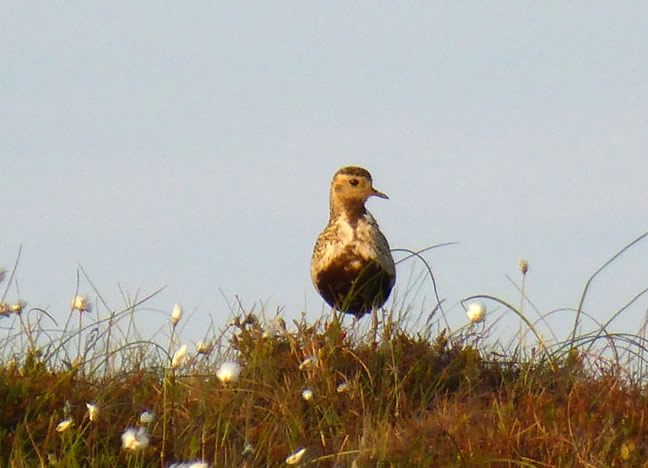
[349,179,359,186]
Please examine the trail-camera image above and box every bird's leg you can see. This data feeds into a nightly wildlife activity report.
[370,307,379,349]
[328,307,343,332]
[332,307,340,323]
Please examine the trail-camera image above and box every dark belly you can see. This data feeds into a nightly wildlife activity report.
[315,257,394,318]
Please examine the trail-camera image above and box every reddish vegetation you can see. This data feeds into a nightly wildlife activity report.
[2,316,648,467]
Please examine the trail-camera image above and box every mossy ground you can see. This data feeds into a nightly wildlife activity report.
[1,307,647,467]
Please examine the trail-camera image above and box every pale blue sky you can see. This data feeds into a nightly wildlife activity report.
[2,3,648,345]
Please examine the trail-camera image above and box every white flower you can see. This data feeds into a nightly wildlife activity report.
[56,418,73,432]
[262,316,286,338]
[299,355,318,370]
[285,447,307,465]
[121,427,150,451]
[466,301,486,323]
[301,389,314,401]
[172,344,188,368]
[171,303,183,325]
[71,295,91,312]
[196,341,212,355]
[86,402,99,422]
[336,382,349,393]
[216,361,242,383]
[139,410,154,425]
[242,441,254,456]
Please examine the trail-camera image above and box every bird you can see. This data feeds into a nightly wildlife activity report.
[310,166,396,318]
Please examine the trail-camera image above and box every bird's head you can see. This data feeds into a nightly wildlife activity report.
[330,166,388,209]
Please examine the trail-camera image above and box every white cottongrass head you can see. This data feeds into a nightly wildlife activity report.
[171,303,183,325]
[336,382,349,393]
[139,410,154,425]
[71,295,91,312]
[121,426,150,451]
[285,447,307,465]
[56,418,73,432]
[466,301,486,324]
[242,441,254,456]
[216,361,242,384]
[262,316,286,338]
[172,344,188,368]
[168,462,208,468]
[299,355,318,370]
[301,388,314,401]
[196,341,212,355]
[86,402,99,422]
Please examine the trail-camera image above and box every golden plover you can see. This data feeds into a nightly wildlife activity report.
[310,166,396,318]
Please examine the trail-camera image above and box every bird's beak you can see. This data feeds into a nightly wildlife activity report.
[371,187,389,199]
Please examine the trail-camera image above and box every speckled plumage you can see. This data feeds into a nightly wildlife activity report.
[310,166,396,317]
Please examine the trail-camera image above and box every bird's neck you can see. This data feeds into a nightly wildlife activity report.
[329,198,367,227]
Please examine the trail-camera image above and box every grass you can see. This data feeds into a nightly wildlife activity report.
[1,234,648,467]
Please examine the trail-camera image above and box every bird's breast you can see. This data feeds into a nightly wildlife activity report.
[314,218,381,270]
